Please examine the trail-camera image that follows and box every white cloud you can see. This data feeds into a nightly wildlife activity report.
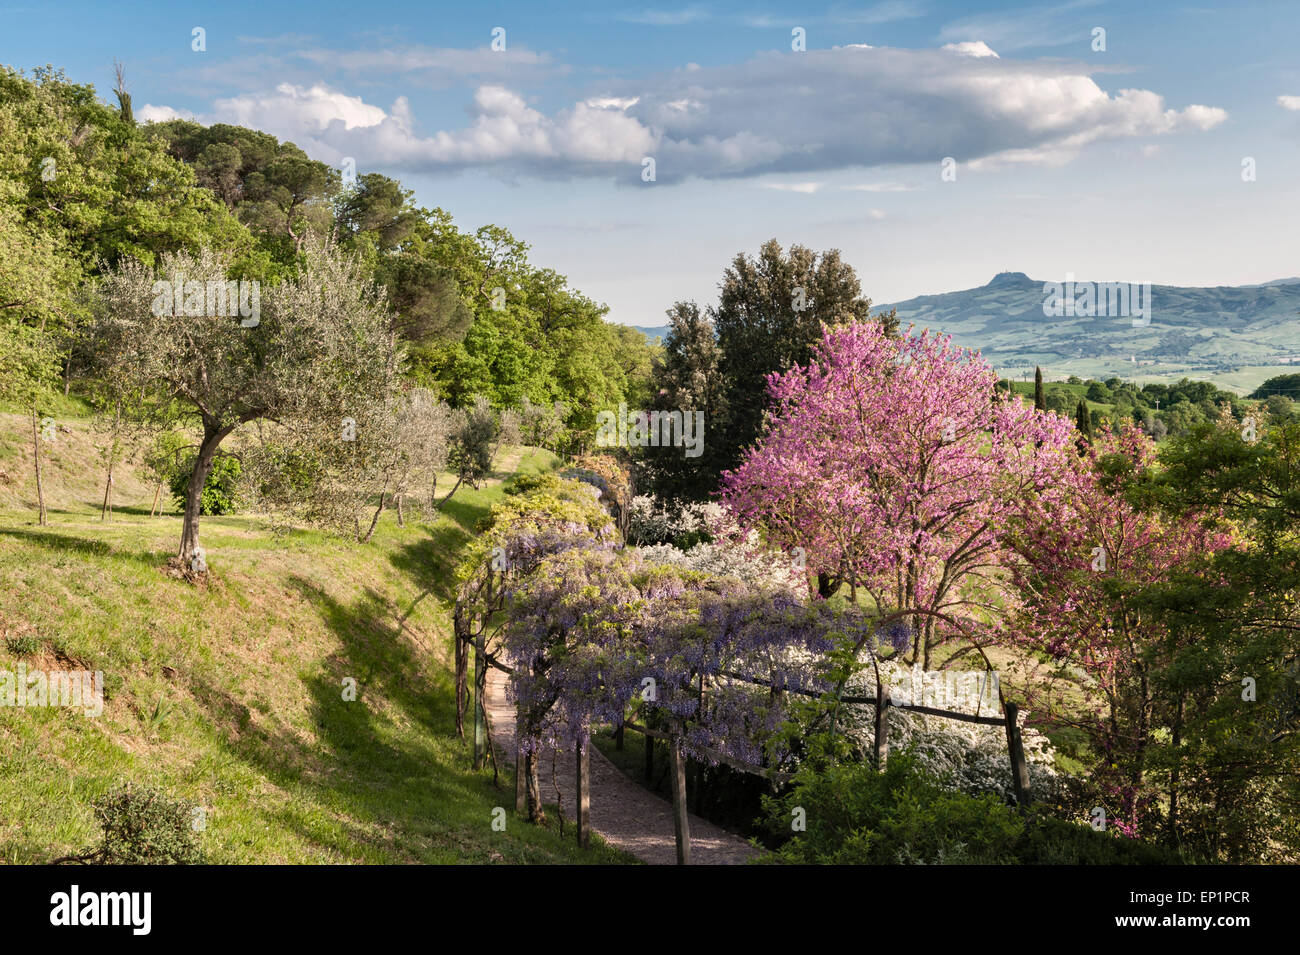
[941,41,999,58]
[759,181,824,193]
[168,44,1227,183]
[1278,95,1300,111]
[213,83,386,131]
[138,103,195,123]
[586,97,640,110]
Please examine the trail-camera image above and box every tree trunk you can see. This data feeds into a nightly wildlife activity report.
[874,683,890,770]
[150,481,162,517]
[358,485,387,543]
[31,411,46,526]
[436,474,464,510]
[100,460,114,522]
[178,422,231,567]
[395,492,405,527]
[525,748,545,824]
[453,608,469,737]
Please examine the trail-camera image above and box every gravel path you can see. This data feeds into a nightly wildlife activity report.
[485,665,761,865]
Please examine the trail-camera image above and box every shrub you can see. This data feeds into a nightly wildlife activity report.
[505,473,562,497]
[830,661,1064,805]
[61,784,205,864]
[170,454,242,515]
[762,754,1191,865]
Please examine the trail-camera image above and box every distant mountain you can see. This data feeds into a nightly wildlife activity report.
[1239,278,1300,287]
[632,325,671,343]
[878,273,1300,380]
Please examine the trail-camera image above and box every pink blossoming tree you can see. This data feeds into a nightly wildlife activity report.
[721,322,1075,668]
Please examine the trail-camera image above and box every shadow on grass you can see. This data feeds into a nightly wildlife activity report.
[0,526,164,567]
[436,494,493,535]
[178,572,521,862]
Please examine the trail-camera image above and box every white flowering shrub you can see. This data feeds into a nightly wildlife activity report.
[635,540,805,594]
[833,660,1063,804]
[626,495,725,546]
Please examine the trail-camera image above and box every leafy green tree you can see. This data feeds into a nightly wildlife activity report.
[1142,413,1300,860]
[1250,373,1300,401]
[437,397,517,509]
[1085,380,1111,403]
[636,300,726,502]
[92,240,401,570]
[711,239,897,487]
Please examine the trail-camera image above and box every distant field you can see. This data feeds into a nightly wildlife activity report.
[995,363,1293,396]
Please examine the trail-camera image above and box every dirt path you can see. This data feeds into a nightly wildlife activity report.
[485,666,761,865]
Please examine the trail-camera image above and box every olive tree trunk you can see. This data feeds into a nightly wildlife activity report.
[178,422,234,566]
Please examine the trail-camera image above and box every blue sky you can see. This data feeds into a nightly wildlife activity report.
[5,0,1300,327]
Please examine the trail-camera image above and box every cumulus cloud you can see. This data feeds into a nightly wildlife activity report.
[155,44,1227,183]
[941,41,1000,58]
[138,103,196,123]
[213,83,387,132]
[1278,95,1300,111]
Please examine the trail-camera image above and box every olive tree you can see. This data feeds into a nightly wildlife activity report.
[247,385,454,541]
[435,397,519,510]
[92,239,400,569]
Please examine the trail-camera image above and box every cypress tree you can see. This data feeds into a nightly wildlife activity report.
[1075,399,1094,442]
[1034,366,1046,412]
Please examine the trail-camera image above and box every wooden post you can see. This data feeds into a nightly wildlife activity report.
[1004,701,1032,807]
[472,632,486,769]
[644,727,655,783]
[670,736,690,865]
[514,713,526,813]
[873,697,890,770]
[576,737,591,849]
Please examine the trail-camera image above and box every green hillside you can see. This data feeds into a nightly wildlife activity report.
[882,272,1300,387]
[0,412,633,864]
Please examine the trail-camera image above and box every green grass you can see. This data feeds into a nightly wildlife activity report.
[0,415,634,864]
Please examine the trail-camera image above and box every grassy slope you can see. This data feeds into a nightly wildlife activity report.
[0,411,633,864]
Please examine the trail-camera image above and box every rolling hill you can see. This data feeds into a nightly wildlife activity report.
[879,272,1300,385]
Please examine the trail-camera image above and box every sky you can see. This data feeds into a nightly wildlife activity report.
[5,0,1300,328]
